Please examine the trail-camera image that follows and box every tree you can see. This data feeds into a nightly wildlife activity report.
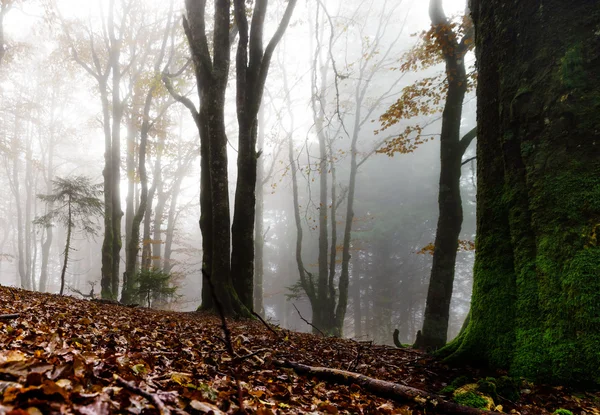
[289,0,407,336]
[176,0,242,316]
[35,176,103,296]
[230,0,298,311]
[438,0,600,384]
[415,0,476,350]
[58,0,144,298]
[168,0,296,316]
[376,0,476,349]
[136,268,178,308]
[121,2,175,304]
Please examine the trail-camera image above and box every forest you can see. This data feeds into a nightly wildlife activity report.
[0,0,598,413]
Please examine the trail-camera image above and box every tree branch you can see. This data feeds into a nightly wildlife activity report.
[459,126,477,153]
[273,360,497,415]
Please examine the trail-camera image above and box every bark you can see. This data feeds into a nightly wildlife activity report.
[274,360,496,415]
[417,0,475,350]
[439,0,600,384]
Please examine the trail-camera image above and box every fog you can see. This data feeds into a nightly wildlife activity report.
[0,0,475,345]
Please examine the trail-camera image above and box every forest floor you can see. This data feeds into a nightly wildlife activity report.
[0,286,598,415]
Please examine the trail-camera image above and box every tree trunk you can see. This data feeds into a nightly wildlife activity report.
[59,199,72,295]
[253,105,266,316]
[152,171,166,270]
[352,252,362,338]
[417,1,473,350]
[39,96,55,293]
[439,0,600,384]
[184,0,249,317]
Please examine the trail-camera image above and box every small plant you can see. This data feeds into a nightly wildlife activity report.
[553,410,574,415]
[135,268,178,308]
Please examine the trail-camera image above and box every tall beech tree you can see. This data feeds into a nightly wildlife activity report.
[231,0,298,311]
[176,0,242,315]
[169,0,296,315]
[438,0,600,384]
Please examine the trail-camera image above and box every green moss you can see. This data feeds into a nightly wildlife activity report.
[553,410,574,415]
[439,375,470,395]
[453,391,488,409]
[476,378,498,401]
[560,43,587,89]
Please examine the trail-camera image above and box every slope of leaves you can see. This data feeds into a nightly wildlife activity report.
[0,286,598,414]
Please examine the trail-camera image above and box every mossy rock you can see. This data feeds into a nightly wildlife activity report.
[453,389,493,410]
[553,410,574,415]
[454,384,495,410]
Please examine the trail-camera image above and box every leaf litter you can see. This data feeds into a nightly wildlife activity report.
[0,286,598,414]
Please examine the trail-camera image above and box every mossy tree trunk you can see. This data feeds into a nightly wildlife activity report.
[439,0,600,384]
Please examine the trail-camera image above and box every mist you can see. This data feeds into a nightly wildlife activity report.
[0,0,475,345]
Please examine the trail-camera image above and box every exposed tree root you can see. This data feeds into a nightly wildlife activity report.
[0,314,20,320]
[273,360,497,415]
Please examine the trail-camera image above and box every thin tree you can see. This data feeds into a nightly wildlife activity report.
[377,0,476,349]
[35,176,103,296]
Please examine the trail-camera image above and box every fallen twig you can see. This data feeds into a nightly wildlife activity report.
[252,309,282,340]
[0,313,20,320]
[292,303,326,336]
[233,347,270,364]
[273,360,497,415]
[114,375,170,415]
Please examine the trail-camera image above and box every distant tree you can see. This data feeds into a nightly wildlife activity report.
[35,176,103,296]
[438,0,600,384]
[136,268,178,308]
[0,0,16,66]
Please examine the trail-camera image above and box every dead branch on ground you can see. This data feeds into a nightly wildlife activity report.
[273,359,497,415]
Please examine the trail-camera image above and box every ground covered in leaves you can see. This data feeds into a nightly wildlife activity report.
[0,286,598,414]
